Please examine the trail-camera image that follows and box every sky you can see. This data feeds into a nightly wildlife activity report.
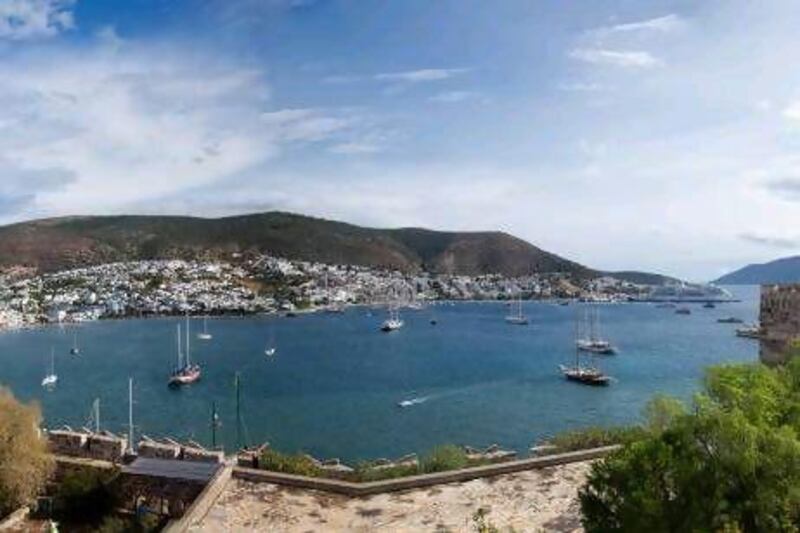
[2,0,800,281]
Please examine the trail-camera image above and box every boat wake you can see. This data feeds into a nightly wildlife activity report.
[397,396,429,408]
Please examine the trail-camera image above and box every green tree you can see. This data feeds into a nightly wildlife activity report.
[580,363,800,532]
[0,387,54,516]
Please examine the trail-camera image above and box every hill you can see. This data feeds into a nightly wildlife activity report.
[714,256,800,285]
[0,212,598,278]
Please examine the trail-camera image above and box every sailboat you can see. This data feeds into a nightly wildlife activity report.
[169,316,201,387]
[42,348,58,388]
[70,330,80,356]
[264,325,277,357]
[381,306,404,332]
[560,321,611,386]
[576,306,616,354]
[505,296,528,325]
[197,316,213,341]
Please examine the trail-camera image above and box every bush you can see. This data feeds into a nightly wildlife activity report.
[352,463,419,482]
[420,445,469,473]
[580,361,800,532]
[0,387,54,516]
[258,449,322,477]
[547,426,647,454]
[54,468,120,525]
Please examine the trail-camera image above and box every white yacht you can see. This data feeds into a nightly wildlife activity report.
[42,348,58,389]
[197,316,213,340]
[505,297,528,325]
[381,307,404,332]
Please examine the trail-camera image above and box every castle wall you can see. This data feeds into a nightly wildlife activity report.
[760,284,800,363]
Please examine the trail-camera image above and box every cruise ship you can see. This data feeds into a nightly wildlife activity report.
[641,283,735,303]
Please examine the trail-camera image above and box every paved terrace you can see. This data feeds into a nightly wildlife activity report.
[189,461,590,533]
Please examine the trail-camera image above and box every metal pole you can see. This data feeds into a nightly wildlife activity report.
[128,378,134,453]
[211,401,218,449]
[235,373,241,450]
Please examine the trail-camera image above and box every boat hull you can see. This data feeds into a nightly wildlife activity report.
[169,366,201,386]
[559,365,611,386]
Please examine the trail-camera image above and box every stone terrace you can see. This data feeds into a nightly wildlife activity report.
[189,461,590,533]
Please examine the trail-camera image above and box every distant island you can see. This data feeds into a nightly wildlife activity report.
[0,211,671,283]
[714,255,800,285]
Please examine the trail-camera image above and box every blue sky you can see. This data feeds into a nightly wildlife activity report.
[2,0,800,280]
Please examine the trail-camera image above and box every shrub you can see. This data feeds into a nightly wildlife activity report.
[351,462,420,482]
[547,426,647,454]
[53,468,120,525]
[258,449,322,477]
[0,387,54,516]
[420,445,469,473]
[580,362,800,532]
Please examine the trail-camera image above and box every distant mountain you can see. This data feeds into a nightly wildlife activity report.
[0,212,674,283]
[0,212,590,277]
[714,256,800,285]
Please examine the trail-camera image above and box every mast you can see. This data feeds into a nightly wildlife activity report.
[50,347,55,375]
[211,401,219,449]
[128,378,134,453]
[235,372,242,450]
[177,324,183,368]
[185,313,191,367]
[91,398,100,433]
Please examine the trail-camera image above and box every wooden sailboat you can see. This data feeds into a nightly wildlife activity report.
[169,316,201,386]
[576,305,616,354]
[560,317,611,386]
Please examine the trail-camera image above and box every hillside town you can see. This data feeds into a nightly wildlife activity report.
[0,255,652,329]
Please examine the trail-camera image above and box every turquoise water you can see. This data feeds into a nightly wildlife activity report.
[0,286,759,462]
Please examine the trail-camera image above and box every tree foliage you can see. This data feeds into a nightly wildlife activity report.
[580,361,800,532]
[0,387,54,516]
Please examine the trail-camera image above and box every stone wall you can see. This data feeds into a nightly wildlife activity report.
[137,437,223,464]
[47,429,127,463]
[760,284,800,364]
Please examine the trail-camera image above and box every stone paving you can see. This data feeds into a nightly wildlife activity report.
[190,461,591,532]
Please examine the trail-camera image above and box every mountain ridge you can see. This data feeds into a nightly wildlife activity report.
[0,211,668,283]
[715,255,800,285]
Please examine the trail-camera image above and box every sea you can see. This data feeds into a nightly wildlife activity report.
[0,286,760,463]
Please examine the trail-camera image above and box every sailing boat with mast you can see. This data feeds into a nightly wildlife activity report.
[197,316,213,341]
[169,316,201,386]
[505,295,529,325]
[70,329,80,356]
[560,319,611,386]
[576,305,616,354]
[264,324,277,357]
[41,348,58,389]
[381,305,404,332]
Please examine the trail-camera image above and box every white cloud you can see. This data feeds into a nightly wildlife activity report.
[0,38,361,218]
[428,90,481,103]
[328,142,381,155]
[569,48,661,68]
[558,82,605,93]
[373,68,469,83]
[596,14,684,35]
[260,108,351,142]
[0,0,75,40]
[783,101,800,120]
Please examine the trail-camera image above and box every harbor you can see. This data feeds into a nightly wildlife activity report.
[0,286,759,463]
